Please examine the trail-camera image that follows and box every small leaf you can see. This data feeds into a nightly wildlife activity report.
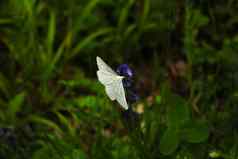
[209,151,222,158]
[159,127,180,155]
[74,96,97,109]
[72,149,87,159]
[9,92,26,117]
[155,95,162,105]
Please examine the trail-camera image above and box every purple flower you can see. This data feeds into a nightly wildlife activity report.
[116,64,133,78]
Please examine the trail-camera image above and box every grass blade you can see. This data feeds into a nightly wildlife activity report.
[47,11,56,55]
[71,27,113,59]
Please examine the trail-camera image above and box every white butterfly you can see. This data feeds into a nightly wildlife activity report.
[96,56,128,110]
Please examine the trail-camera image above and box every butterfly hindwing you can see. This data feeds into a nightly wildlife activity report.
[105,84,116,100]
[114,79,128,110]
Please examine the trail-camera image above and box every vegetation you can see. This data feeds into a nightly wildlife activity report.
[0,0,238,158]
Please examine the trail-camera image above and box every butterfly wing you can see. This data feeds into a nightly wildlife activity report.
[114,79,128,110]
[97,70,116,85]
[96,56,116,75]
[104,78,128,110]
[105,84,116,100]
[96,56,128,110]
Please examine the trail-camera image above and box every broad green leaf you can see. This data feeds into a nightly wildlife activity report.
[183,120,209,143]
[167,94,190,128]
[159,127,180,155]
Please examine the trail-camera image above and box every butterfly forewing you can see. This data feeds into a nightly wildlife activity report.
[97,70,117,85]
[96,56,129,110]
[96,56,116,75]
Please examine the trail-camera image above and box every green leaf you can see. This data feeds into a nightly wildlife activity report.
[183,120,209,143]
[74,96,98,109]
[159,127,180,155]
[167,94,190,128]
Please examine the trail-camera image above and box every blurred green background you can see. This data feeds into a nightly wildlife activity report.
[0,0,238,158]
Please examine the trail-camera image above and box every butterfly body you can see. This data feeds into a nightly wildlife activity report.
[96,56,128,110]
